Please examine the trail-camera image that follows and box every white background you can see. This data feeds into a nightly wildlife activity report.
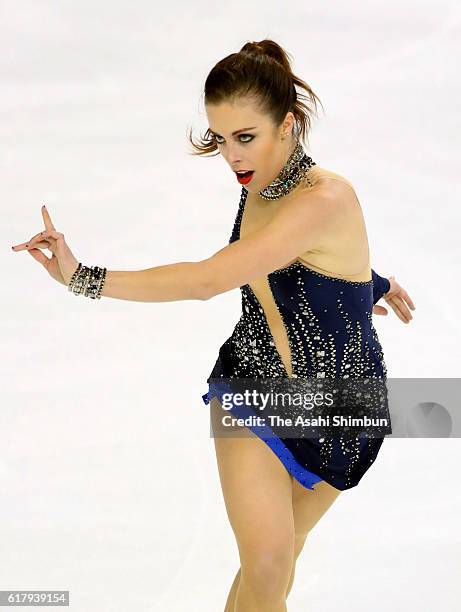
[2,1,460,610]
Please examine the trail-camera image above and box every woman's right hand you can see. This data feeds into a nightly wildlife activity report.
[12,205,78,287]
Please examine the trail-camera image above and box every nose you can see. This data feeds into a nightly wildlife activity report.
[224,144,243,168]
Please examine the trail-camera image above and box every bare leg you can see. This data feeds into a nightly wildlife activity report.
[224,568,240,612]
[285,478,341,599]
[211,398,294,611]
[224,477,341,609]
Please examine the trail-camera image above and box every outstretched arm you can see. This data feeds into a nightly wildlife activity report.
[14,200,415,321]
[13,192,334,302]
[98,189,335,302]
[100,261,210,302]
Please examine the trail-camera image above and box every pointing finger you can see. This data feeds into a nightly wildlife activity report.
[41,204,55,231]
[12,230,48,251]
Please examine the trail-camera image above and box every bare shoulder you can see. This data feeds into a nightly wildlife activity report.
[304,165,356,196]
[290,165,358,218]
[292,165,370,277]
[296,166,361,223]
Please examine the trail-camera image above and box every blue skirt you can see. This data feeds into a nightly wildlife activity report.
[202,381,324,491]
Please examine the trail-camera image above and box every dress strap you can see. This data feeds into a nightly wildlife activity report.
[229,187,247,244]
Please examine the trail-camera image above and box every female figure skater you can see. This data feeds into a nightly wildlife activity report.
[12,39,414,611]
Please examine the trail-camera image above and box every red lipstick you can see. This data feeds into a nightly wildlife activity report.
[235,170,254,185]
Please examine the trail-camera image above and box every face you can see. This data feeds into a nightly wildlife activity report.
[205,98,297,193]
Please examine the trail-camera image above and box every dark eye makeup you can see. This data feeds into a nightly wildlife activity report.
[212,134,254,144]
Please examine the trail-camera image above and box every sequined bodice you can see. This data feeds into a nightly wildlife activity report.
[207,186,387,382]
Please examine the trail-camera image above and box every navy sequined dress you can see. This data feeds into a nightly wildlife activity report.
[202,186,391,491]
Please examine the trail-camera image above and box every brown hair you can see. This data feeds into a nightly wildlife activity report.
[187,39,324,157]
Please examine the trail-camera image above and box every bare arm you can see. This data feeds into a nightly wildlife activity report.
[101,193,334,302]
[99,189,334,302]
[100,261,209,302]
[14,200,414,322]
[201,190,334,298]
[14,192,334,303]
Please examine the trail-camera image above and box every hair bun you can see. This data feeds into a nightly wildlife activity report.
[241,39,291,72]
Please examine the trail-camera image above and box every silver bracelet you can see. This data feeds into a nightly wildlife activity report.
[68,263,107,299]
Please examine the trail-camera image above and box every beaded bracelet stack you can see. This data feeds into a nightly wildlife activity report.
[68,263,107,299]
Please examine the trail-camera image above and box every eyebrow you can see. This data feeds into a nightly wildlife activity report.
[208,126,257,137]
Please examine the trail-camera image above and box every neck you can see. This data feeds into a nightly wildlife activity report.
[284,137,297,163]
[257,139,316,201]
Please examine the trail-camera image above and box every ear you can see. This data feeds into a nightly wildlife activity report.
[281,111,295,136]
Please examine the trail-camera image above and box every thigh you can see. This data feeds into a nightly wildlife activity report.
[210,397,295,559]
[291,476,342,540]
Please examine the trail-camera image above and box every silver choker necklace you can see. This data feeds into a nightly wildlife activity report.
[258,141,316,201]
